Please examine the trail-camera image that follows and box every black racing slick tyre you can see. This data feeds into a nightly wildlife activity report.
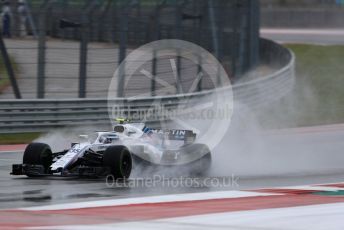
[193,152,212,176]
[23,143,53,177]
[103,146,132,179]
[182,143,212,176]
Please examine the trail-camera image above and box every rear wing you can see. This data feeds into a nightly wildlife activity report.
[144,128,196,143]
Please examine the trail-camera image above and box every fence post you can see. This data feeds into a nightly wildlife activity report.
[197,54,203,92]
[150,3,164,96]
[237,8,247,78]
[196,1,207,92]
[208,0,219,60]
[0,33,21,99]
[247,0,260,69]
[151,50,157,96]
[117,1,129,97]
[37,2,48,99]
[78,13,89,98]
[208,0,223,86]
[175,1,183,94]
[79,0,100,98]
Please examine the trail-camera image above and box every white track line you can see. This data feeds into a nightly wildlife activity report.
[0,150,23,153]
[279,185,342,192]
[19,182,344,211]
[21,190,280,211]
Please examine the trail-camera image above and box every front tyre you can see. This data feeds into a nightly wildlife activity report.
[103,146,132,179]
[23,143,53,177]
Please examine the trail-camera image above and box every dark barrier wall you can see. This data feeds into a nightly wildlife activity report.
[259,38,292,69]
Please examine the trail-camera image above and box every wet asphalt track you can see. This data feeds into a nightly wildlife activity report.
[1,147,344,209]
[2,124,344,209]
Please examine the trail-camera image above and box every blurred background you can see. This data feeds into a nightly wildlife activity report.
[0,0,262,98]
[1,0,344,137]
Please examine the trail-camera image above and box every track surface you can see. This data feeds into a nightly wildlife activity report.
[261,28,344,44]
[2,125,344,210]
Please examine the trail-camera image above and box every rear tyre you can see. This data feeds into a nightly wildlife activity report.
[23,143,53,177]
[193,152,212,176]
[182,143,212,176]
[103,146,132,179]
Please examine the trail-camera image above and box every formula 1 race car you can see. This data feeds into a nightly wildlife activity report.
[11,122,211,179]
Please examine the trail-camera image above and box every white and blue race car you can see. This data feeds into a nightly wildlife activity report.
[11,122,211,179]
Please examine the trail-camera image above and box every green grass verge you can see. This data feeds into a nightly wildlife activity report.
[258,44,344,128]
[0,77,9,91]
[0,51,30,145]
[0,133,42,145]
[0,53,9,92]
[0,54,18,94]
